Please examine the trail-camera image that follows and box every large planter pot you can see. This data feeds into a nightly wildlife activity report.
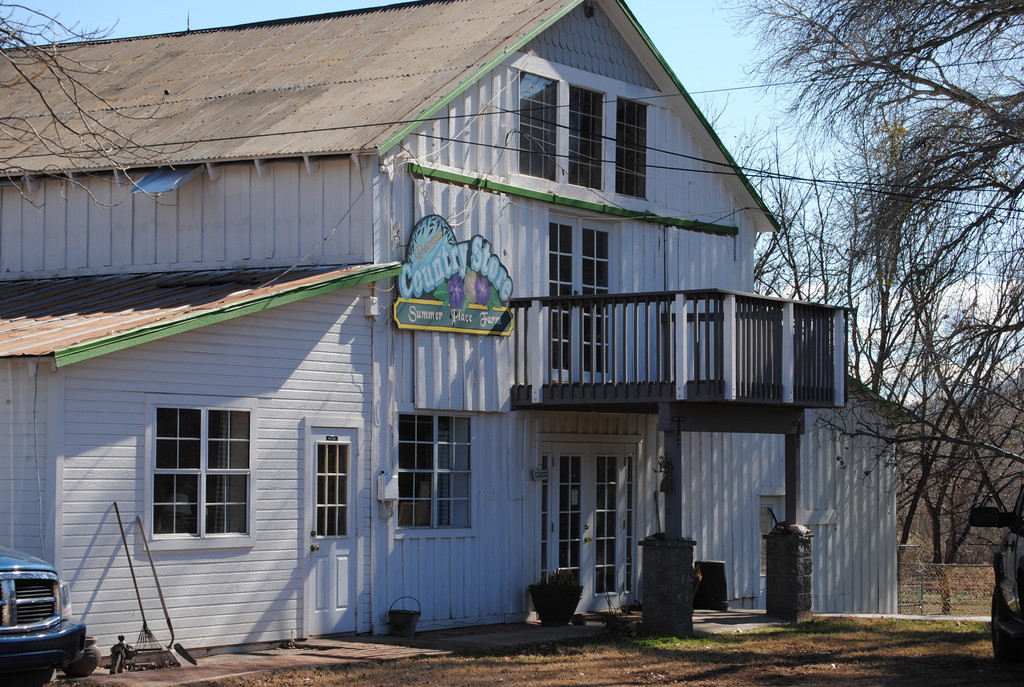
[528,585,583,626]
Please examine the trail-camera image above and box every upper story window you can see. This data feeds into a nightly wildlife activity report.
[518,72,648,199]
[153,406,251,537]
[519,73,558,181]
[397,414,471,528]
[615,98,647,198]
[568,86,604,189]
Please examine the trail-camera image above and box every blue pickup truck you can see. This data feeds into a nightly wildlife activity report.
[971,500,1024,662]
[0,547,89,687]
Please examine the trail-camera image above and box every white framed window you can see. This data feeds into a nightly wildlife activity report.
[149,399,254,543]
[517,70,647,198]
[519,72,558,181]
[568,86,604,189]
[615,98,648,198]
[397,414,471,528]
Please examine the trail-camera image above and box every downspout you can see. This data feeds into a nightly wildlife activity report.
[5,363,12,546]
[27,359,44,552]
[365,149,394,634]
[357,151,378,635]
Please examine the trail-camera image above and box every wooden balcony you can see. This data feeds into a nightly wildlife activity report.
[509,290,846,412]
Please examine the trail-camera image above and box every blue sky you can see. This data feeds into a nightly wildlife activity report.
[23,0,774,148]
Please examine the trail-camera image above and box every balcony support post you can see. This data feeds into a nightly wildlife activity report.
[663,426,684,540]
[765,410,812,621]
[639,537,696,636]
[528,300,545,404]
[784,429,803,525]
[657,404,686,540]
[674,294,688,400]
[723,294,737,400]
[782,303,794,404]
[833,309,846,407]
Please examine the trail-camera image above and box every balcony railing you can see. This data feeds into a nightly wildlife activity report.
[509,290,846,409]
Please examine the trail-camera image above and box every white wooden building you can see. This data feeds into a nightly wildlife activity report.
[0,0,895,651]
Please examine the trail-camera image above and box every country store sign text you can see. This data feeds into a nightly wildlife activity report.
[393,215,514,335]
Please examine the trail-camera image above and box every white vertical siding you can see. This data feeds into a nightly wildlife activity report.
[383,414,526,628]
[0,159,371,278]
[803,407,897,614]
[393,55,761,297]
[57,289,376,650]
[382,410,663,631]
[0,360,53,559]
[400,52,761,250]
[671,405,896,614]
[404,182,514,412]
[398,177,747,412]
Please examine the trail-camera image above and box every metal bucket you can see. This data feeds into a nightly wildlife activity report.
[388,596,421,637]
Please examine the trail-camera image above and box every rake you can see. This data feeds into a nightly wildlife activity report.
[111,502,180,672]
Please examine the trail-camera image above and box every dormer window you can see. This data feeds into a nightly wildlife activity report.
[568,86,603,189]
[615,98,647,198]
[518,72,647,199]
[519,73,558,181]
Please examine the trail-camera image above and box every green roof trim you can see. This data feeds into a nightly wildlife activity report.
[408,163,739,235]
[53,262,401,367]
[378,0,585,155]
[612,0,780,232]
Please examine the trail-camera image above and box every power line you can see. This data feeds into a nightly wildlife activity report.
[409,126,1024,220]
[682,54,1024,97]
[8,84,1024,220]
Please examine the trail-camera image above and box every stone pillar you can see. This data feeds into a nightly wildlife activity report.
[764,532,813,622]
[639,538,696,636]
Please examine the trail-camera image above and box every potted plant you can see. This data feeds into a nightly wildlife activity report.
[528,569,583,626]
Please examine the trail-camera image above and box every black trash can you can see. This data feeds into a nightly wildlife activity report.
[693,560,729,611]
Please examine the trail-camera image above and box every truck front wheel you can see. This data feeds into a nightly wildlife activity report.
[63,640,102,678]
[992,589,1024,662]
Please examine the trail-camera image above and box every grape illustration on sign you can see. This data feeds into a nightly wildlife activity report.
[394,215,514,335]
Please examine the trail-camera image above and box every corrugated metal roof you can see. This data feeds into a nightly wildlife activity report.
[0,263,399,365]
[0,0,572,174]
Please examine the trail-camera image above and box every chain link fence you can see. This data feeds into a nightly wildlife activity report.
[897,559,993,616]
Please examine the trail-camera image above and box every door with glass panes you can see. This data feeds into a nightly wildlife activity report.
[305,428,358,636]
[539,442,636,611]
[548,220,610,383]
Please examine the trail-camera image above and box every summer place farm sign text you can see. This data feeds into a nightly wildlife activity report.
[393,215,514,335]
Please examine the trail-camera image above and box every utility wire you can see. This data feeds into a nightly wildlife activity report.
[11,84,1024,218]
[411,128,1024,219]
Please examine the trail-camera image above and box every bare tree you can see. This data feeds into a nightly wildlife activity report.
[0,3,158,180]
[751,126,1024,565]
[733,0,1024,562]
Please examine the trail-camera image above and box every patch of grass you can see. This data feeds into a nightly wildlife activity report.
[113,618,1018,687]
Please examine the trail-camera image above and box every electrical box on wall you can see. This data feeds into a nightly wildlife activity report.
[364,295,380,317]
[377,471,399,502]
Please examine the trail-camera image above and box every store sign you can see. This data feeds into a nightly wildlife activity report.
[394,215,514,335]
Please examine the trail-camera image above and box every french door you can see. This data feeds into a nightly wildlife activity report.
[548,221,611,383]
[540,442,636,612]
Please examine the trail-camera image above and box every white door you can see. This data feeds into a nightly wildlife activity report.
[306,429,357,636]
[541,443,635,612]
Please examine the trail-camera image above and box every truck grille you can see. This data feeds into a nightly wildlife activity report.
[0,572,61,632]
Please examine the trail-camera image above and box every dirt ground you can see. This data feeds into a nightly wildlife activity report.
[171,618,1022,687]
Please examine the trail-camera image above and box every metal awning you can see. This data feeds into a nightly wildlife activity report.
[132,166,202,193]
[0,262,399,366]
